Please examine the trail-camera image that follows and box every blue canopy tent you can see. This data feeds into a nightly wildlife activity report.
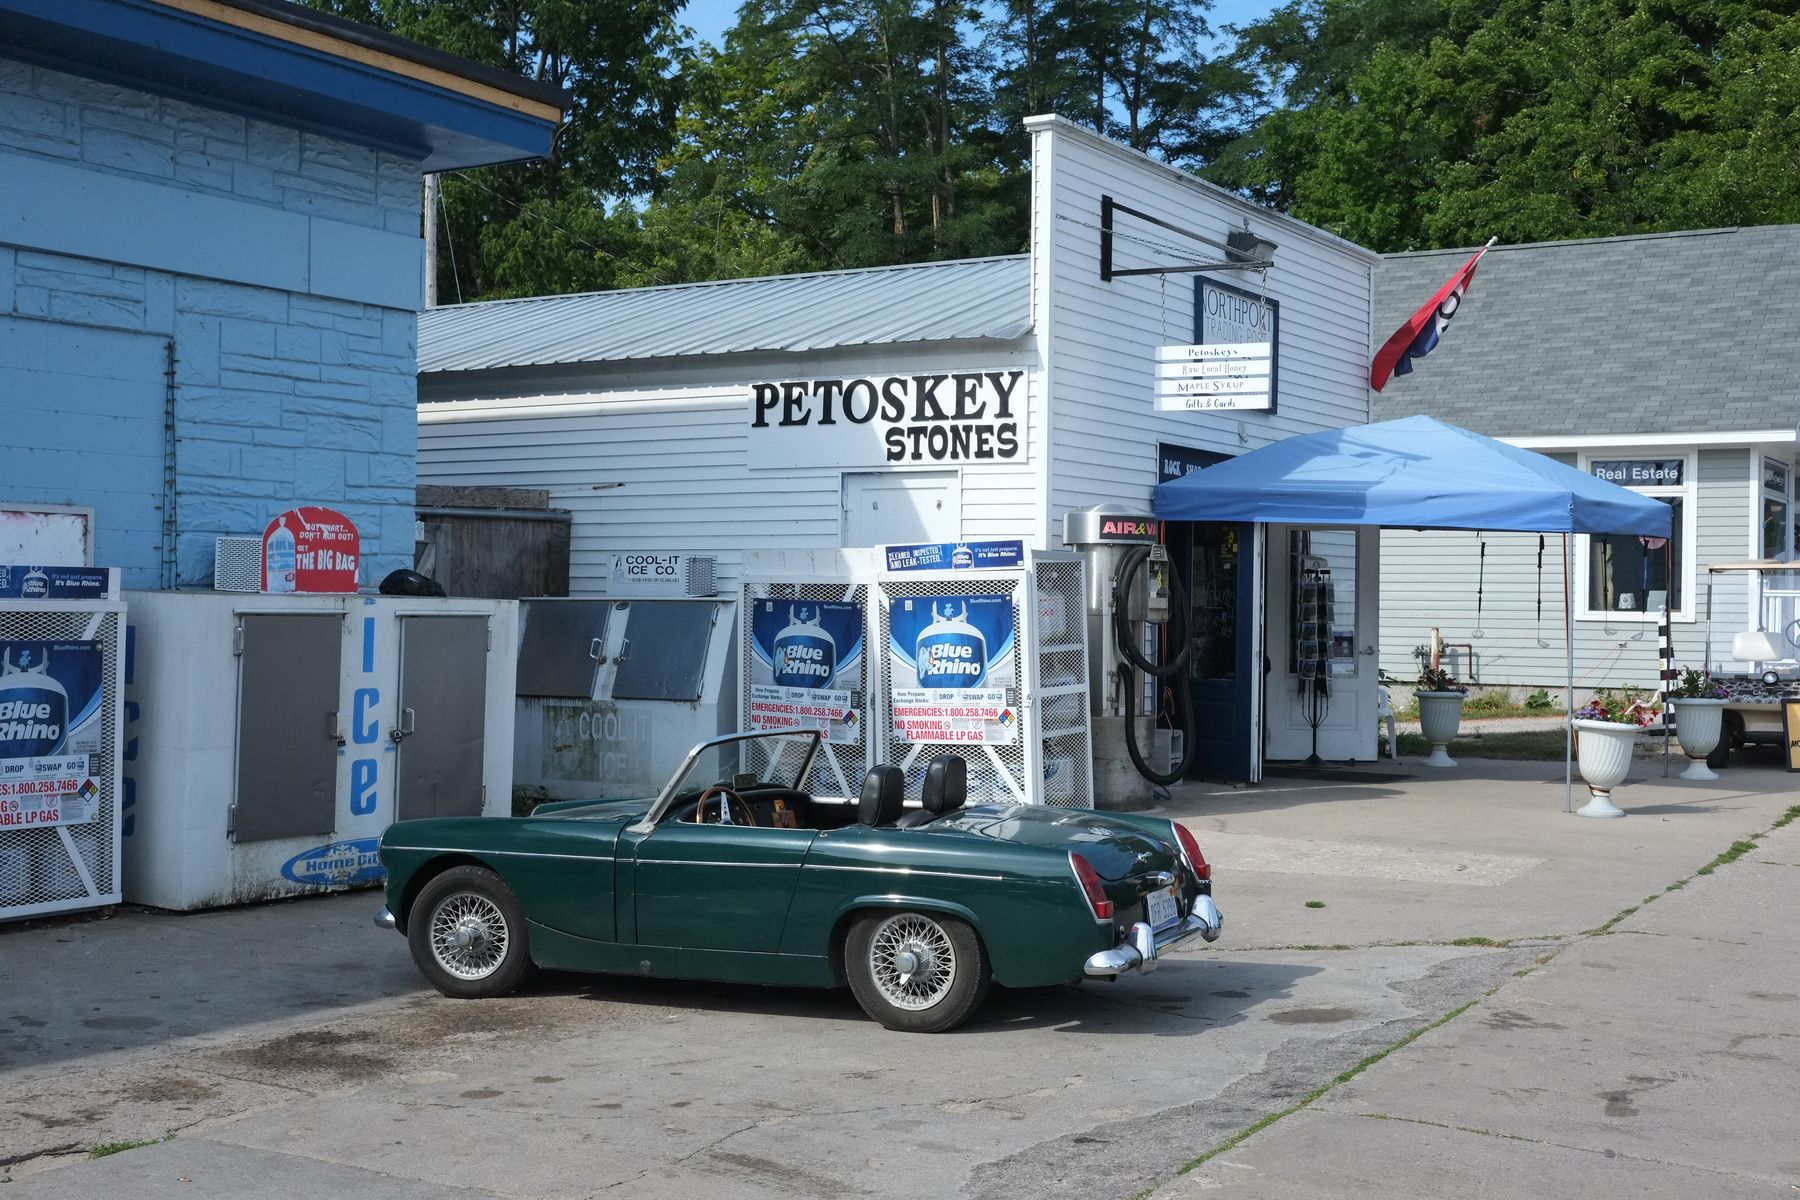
[1152,415,1674,815]
[1153,415,1672,536]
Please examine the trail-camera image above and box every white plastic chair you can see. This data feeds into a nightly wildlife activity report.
[1377,686,1397,759]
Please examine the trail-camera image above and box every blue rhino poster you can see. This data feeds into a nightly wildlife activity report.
[0,639,104,829]
[887,594,1018,744]
[748,599,864,744]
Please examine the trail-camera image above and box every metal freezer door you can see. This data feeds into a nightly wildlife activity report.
[394,615,488,821]
[233,613,343,843]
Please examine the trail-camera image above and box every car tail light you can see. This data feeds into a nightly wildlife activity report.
[1172,822,1210,882]
[1069,852,1114,921]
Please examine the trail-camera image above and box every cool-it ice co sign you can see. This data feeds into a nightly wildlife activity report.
[262,507,360,594]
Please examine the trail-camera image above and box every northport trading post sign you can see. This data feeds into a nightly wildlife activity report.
[747,370,1026,469]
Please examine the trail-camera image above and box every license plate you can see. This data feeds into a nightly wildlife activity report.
[1146,885,1180,931]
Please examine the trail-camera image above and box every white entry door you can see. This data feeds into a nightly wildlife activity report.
[1264,525,1381,762]
[842,471,961,547]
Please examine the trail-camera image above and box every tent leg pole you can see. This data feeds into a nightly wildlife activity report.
[1662,541,1672,778]
[1564,533,1574,814]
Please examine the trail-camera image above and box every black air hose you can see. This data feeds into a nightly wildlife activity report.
[1112,545,1200,785]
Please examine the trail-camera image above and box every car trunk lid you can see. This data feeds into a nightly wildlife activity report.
[933,804,1177,881]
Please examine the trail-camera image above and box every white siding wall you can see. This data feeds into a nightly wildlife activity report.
[418,342,1041,596]
[1027,117,1378,522]
[1378,448,1759,690]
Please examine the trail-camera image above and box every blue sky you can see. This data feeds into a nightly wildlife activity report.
[678,0,1283,53]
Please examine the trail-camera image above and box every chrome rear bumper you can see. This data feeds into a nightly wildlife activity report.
[1084,896,1222,978]
[374,905,397,931]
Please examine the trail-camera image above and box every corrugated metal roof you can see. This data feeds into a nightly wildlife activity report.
[419,255,1032,374]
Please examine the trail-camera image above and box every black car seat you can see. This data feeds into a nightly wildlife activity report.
[857,765,906,827]
[896,754,967,828]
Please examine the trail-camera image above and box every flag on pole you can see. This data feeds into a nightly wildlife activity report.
[1370,238,1497,392]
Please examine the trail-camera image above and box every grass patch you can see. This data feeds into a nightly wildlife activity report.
[1695,840,1758,876]
[1771,805,1800,830]
[1395,731,1568,761]
[1447,936,1510,947]
[1394,692,1563,721]
[1175,997,1482,1176]
[90,1138,164,1159]
[1304,900,1326,909]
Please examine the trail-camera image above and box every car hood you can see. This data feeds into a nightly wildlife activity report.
[930,804,1176,881]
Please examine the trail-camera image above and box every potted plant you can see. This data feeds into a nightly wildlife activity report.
[1571,687,1661,818]
[1413,665,1468,768]
[1667,667,1729,781]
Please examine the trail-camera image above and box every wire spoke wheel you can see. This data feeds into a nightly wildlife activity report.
[428,891,511,981]
[867,912,958,1011]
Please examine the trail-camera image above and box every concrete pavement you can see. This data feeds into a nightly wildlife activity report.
[1155,807,1800,1198]
[2,752,1793,1198]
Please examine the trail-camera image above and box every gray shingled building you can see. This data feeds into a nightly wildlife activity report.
[1372,226,1798,695]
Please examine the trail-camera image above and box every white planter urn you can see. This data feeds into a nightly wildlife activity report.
[1670,698,1726,781]
[1415,691,1465,767]
[1573,719,1640,818]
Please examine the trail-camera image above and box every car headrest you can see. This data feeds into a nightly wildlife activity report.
[858,766,906,827]
[921,754,967,814]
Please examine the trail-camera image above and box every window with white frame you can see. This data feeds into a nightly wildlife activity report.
[1761,458,1791,560]
[1582,454,1690,618]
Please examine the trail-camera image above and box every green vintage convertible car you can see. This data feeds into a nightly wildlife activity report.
[375,729,1222,1032]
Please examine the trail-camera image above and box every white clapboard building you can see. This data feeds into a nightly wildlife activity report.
[416,117,1382,777]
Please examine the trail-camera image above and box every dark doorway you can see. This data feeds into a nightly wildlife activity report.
[1158,443,1255,782]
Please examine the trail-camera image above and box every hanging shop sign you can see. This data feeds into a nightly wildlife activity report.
[262,507,360,594]
[746,370,1027,469]
[748,599,864,744]
[884,540,1024,573]
[0,565,115,601]
[1153,278,1279,414]
[1156,343,1272,411]
[0,639,103,829]
[887,593,1017,744]
[1591,459,1684,487]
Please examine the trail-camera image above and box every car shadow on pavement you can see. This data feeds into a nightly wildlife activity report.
[547,956,1318,1037]
[1160,784,1408,817]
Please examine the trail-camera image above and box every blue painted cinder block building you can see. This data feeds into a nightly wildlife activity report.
[0,0,563,587]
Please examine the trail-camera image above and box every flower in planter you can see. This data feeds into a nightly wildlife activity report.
[1575,686,1662,727]
[1416,665,1467,693]
[1671,666,1729,700]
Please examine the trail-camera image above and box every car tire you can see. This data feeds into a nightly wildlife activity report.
[845,909,991,1033]
[407,865,532,999]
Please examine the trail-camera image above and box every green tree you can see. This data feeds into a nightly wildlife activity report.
[1212,0,1800,251]
[645,0,1028,275]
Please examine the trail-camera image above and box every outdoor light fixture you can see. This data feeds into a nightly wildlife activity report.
[1225,223,1278,269]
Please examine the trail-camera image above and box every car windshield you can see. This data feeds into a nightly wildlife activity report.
[664,731,818,800]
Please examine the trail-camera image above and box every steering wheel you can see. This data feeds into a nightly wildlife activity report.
[695,785,755,827]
